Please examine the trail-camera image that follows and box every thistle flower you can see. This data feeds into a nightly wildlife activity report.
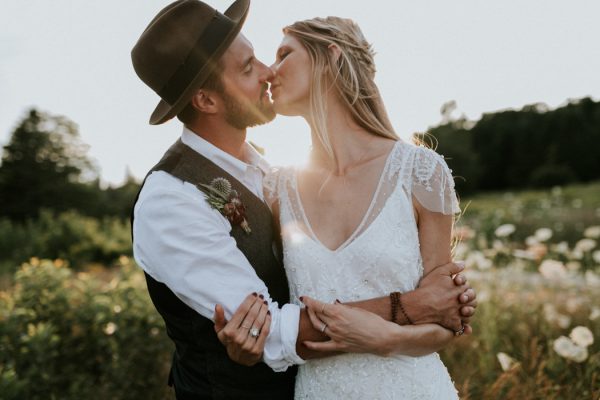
[211,177,232,199]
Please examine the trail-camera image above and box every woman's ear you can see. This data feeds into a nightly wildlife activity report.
[191,90,218,114]
[328,43,342,64]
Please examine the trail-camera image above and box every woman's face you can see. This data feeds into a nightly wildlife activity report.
[270,34,312,116]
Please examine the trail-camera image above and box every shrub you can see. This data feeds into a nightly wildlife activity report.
[0,258,173,400]
[0,210,132,275]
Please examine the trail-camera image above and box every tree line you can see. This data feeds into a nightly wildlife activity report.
[426,97,600,195]
[1,98,599,223]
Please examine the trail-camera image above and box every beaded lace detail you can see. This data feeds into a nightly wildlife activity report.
[264,140,459,399]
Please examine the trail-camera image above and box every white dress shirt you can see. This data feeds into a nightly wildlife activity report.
[133,127,304,372]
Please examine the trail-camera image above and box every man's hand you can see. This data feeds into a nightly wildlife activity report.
[213,293,271,366]
[402,261,477,333]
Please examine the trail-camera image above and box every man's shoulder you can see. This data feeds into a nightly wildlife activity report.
[137,170,202,205]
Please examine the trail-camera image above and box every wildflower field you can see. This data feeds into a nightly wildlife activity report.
[442,182,600,399]
[1,182,599,399]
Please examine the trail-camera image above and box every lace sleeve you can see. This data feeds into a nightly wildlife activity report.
[411,147,460,215]
[263,167,282,208]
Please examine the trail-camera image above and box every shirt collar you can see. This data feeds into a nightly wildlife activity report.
[181,126,270,176]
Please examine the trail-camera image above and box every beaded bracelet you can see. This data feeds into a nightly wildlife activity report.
[390,291,413,325]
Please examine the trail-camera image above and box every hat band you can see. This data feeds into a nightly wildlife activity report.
[159,11,234,105]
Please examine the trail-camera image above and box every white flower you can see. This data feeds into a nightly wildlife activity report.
[534,228,553,242]
[466,251,492,270]
[538,260,567,280]
[513,249,537,260]
[553,336,588,363]
[496,352,517,371]
[113,305,122,314]
[543,304,571,328]
[557,314,571,329]
[584,226,600,239]
[495,224,516,238]
[553,241,570,255]
[590,307,600,321]
[585,270,600,286]
[566,261,581,271]
[570,326,594,348]
[593,250,600,264]
[525,236,539,246]
[566,297,583,313]
[575,239,597,253]
[104,322,117,335]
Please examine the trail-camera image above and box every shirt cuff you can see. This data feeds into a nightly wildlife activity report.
[263,303,306,372]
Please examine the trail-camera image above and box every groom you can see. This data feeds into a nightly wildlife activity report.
[131,0,477,399]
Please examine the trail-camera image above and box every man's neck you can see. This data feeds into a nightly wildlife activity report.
[185,121,247,161]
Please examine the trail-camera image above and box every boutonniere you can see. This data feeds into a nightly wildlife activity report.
[197,178,251,234]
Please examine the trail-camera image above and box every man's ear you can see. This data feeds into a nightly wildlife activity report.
[328,43,342,64]
[191,90,219,114]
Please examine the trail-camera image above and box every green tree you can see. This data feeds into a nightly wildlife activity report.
[0,108,99,221]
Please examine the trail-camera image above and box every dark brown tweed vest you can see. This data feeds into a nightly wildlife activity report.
[131,139,296,399]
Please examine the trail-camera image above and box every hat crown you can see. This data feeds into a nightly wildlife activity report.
[131,0,217,100]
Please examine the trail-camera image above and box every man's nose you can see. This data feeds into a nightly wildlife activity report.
[259,61,275,82]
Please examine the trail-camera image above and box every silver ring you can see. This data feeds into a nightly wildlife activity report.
[250,327,260,338]
[320,323,328,333]
[454,325,465,336]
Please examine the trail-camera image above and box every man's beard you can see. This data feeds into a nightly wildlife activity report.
[222,85,276,130]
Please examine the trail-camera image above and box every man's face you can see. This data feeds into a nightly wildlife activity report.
[218,34,275,129]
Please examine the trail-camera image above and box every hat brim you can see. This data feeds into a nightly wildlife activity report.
[149,0,250,125]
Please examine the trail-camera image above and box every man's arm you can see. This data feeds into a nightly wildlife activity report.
[133,173,303,371]
[294,261,475,359]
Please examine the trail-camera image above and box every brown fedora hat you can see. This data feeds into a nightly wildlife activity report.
[132,0,250,125]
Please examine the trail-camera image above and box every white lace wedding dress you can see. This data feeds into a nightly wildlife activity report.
[264,140,460,400]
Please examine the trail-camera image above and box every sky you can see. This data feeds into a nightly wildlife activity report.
[1,0,599,185]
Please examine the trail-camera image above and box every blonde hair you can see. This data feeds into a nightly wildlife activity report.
[284,17,399,159]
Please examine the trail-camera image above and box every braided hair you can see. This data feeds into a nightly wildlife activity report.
[284,17,399,159]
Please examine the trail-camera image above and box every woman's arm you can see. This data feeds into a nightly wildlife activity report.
[300,296,456,357]
[300,197,462,357]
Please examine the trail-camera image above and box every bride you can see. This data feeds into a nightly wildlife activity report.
[219,16,465,399]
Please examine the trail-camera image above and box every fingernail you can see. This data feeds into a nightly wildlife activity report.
[263,300,268,305]
[267,310,271,315]
[335,299,341,304]
[456,261,465,269]
[299,296,304,302]
[259,294,264,299]
[252,292,258,297]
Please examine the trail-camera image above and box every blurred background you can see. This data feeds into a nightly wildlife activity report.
[0,1,598,399]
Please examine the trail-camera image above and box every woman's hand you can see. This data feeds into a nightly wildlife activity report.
[300,296,397,356]
[213,293,271,366]
[301,296,465,357]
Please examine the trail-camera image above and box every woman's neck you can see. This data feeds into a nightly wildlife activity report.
[307,95,392,175]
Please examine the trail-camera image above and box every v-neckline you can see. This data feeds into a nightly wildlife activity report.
[292,141,399,253]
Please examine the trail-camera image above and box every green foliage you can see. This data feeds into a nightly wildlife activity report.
[0,258,174,400]
[427,97,600,194]
[0,109,99,221]
[0,108,142,222]
[0,210,132,275]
